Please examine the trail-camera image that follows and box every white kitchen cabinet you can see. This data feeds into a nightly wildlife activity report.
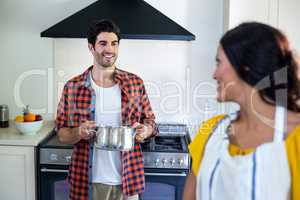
[223,0,279,30]
[0,146,36,200]
[223,0,300,52]
[278,0,300,53]
[0,121,53,200]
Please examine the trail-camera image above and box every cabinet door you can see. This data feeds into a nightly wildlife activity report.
[0,146,35,200]
[224,0,300,52]
[278,0,300,52]
[224,0,279,30]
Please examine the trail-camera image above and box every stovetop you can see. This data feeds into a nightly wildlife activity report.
[41,132,73,148]
[39,124,191,169]
[141,136,189,153]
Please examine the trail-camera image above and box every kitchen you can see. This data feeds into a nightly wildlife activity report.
[1,0,300,200]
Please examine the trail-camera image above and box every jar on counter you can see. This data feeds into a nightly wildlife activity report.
[0,104,9,128]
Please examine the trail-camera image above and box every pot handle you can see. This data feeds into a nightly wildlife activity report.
[133,130,137,141]
[133,129,147,144]
[87,127,99,142]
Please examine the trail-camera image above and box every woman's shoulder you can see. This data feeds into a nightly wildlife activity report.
[285,112,300,144]
[199,114,227,133]
[193,112,238,137]
[286,123,300,144]
[188,114,227,176]
[284,120,300,200]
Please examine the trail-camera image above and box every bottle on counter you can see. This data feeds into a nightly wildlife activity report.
[0,104,9,128]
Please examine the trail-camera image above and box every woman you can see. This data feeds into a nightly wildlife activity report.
[183,22,300,200]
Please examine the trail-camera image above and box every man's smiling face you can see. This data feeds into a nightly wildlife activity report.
[89,32,119,68]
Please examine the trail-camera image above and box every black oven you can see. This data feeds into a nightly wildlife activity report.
[38,164,69,200]
[141,168,188,200]
[37,132,72,200]
[38,166,187,200]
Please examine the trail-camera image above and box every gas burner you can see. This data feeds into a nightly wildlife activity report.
[155,136,182,145]
[154,144,182,152]
[141,135,188,153]
[141,140,151,151]
[152,136,183,152]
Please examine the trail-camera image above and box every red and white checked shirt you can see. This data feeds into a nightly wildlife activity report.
[55,66,158,199]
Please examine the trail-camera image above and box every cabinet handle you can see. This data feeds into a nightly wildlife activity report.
[41,168,68,173]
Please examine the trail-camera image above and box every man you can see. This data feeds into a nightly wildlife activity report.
[55,19,158,200]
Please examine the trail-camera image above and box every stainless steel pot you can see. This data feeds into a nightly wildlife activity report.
[93,126,136,151]
[96,126,111,147]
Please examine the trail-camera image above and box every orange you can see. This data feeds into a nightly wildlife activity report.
[24,113,36,122]
[15,115,24,122]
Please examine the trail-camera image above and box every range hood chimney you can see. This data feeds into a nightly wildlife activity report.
[41,0,195,41]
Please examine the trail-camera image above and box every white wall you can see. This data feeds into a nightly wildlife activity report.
[0,0,224,136]
[0,0,97,120]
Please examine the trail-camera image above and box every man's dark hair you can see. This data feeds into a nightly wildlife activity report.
[87,19,121,46]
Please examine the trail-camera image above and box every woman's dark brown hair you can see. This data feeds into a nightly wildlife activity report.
[220,22,300,112]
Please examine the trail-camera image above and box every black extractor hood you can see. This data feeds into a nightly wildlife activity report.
[41,0,195,41]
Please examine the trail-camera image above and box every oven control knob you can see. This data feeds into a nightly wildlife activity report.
[50,153,58,161]
[65,156,71,163]
[178,158,184,166]
[154,158,160,166]
[170,158,176,166]
[162,158,167,166]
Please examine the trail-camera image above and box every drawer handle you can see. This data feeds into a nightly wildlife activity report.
[144,172,186,177]
[41,168,68,173]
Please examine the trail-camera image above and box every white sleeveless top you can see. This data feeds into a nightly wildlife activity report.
[197,106,291,200]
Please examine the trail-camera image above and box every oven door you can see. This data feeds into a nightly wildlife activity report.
[39,164,69,200]
[140,168,188,200]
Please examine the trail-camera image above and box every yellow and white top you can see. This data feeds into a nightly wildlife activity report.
[189,109,300,200]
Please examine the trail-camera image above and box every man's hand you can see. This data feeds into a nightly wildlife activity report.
[57,121,97,144]
[132,122,153,142]
[78,120,97,140]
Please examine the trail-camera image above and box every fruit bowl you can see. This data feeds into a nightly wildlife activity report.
[14,120,43,135]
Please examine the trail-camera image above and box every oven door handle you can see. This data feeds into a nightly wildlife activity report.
[41,168,69,173]
[144,172,187,177]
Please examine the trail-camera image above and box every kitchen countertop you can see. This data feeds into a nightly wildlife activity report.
[0,120,54,146]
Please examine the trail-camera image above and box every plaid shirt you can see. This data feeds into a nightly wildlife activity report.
[55,66,158,200]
